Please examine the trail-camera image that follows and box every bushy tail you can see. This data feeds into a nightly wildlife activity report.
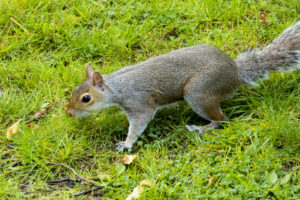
[236,22,300,85]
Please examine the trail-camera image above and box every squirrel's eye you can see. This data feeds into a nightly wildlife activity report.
[82,95,91,103]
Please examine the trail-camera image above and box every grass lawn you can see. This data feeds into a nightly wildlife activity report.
[1,0,300,199]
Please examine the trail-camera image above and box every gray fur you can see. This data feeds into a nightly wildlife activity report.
[104,44,239,108]
[236,21,300,84]
[102,45,239,150]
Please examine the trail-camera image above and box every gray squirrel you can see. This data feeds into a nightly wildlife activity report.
[67,22,300,151]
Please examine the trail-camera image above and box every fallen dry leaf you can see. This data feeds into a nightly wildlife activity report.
[25,123,40,130]
[122,154,138,165]
[34,111,44,119]
[260,12,270,25]
[64,102,70,107]
[140,180,153,187]
[126,179,154,200]
[6,119,22,139]
[32,103,55,121]
[25,123,33,127]
[208,176,216,186]
[114,156,122,163]
[156,174,161,179]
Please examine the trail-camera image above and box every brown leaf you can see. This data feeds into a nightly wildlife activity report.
[25,123,33,127]
[260,12,270,25]
[140,180,153,187]
[126,180,154,200]
[34,111,44,119]
[122,154,138,165]
[114,156,122,163]
[25,123,40,130]
[6,119,22,139]
[208,176,216,186]
[156,174,161,179]
[32,103,55,121]
[44,103,55,112]
[64,102,70,107]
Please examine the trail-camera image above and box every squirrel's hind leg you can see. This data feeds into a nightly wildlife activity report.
[184,94,225,134]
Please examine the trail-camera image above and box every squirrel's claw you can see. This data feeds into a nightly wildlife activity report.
[116,141,132,152]
[185,125,206,134]
[186,120,221,134]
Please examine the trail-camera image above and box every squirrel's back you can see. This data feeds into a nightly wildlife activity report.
[105,45,239,105]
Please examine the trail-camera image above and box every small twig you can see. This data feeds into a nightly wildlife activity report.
[48,185,65,190]
[49,162,99,187]
[25,189,55,194]
[72,186,103,197]
[49,162,104,197]
[26,186,64,194]
[46,177,81,184]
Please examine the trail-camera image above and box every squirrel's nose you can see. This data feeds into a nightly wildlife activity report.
[66,109,74,117]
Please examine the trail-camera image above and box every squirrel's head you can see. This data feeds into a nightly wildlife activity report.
[66,64,110,118]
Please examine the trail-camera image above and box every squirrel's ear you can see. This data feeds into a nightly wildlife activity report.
[93,72,104,88]
[85,64,94,78]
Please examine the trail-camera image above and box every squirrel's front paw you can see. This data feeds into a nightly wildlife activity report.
[116,141,132,152]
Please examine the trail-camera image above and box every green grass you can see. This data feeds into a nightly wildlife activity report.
[1,0,300,199]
